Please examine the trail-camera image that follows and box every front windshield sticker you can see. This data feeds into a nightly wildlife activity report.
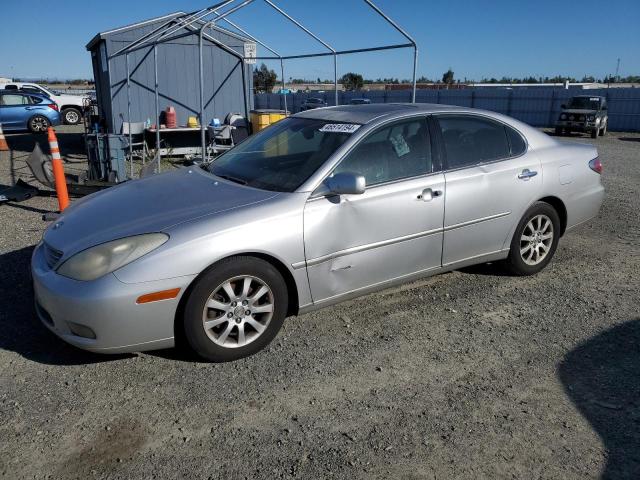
[319,123,361,134]
[590,97,600,102]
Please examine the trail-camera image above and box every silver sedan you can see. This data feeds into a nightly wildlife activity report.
[31,104,605,361]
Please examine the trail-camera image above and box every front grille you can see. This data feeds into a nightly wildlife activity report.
[43,243,63,269]
[568,114,586,122]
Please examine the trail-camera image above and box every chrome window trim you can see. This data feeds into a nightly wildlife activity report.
[306,169,444,202]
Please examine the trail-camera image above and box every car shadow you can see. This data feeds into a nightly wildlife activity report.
[5,130,86,158]
[558,318,640,478]
[619,137,640,143]
[0,246,133,365]
[456,261,514,277]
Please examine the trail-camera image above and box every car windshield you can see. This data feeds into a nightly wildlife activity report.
[567,97,601,109]
[207,117,359,192]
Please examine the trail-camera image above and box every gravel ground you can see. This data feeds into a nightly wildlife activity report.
[0,126,638,479]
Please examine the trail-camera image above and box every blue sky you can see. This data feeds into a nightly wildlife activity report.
[1,0,638,81]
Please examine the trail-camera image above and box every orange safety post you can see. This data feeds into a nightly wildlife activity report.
[0,123,9,151]
[47,127,70,211]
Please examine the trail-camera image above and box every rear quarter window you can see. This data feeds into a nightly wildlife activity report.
[505,126,526,156]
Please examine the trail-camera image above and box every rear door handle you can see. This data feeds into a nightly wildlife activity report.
[518,169,538,180]
[417,188,443,201]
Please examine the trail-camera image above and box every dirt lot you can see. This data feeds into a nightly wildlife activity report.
[0,126,639,479]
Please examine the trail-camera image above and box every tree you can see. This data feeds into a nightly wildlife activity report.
[253,63,278,93]
[442,69,454,84]
[339,72,364,91]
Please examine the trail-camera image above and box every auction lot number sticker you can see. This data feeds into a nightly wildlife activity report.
[319,123,361,134]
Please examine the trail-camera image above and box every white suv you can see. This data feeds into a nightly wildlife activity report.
[0,82,89,125]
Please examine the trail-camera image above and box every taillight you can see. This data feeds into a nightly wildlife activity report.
[48,104,59,112]
[589,156,602,174]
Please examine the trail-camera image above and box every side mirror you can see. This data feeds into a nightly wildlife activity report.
[324,172,366,195]
[560,104,567,109]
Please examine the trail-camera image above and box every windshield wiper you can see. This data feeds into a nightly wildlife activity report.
[215,173,248,185]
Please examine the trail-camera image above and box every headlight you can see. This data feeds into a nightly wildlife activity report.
[560,113,567,120]
[587,114,595,121]
[57,233,168,281]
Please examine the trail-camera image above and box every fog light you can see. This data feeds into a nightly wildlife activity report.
[67,322,96,339]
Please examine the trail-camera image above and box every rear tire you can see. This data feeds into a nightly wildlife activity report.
[182,256,288,362]
[27,115,50,133]
[505,202,561,276]
[62,107,82,125]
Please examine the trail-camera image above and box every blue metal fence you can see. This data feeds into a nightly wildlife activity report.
[254,88,640,131]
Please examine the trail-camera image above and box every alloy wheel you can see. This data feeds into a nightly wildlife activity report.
[65,110,80,124]
[519,214,554,266]
[30,117,48,132]
[201,275,274,348]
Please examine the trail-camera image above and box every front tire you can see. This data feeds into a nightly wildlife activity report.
[591,128,598,139]
[28,115,50,133]
[182,256,288,362]
[555,127,563,136]
[62,107,82,125]
[505,202,561,276]
[599,122,607,136]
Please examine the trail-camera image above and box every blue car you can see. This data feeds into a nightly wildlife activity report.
[0,90,61,133]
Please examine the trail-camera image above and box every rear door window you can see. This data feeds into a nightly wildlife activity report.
[1,94,29,106]
[437,115,511,169]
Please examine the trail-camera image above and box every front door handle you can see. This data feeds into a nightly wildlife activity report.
[417,188,443,201]
[518,169,538,180]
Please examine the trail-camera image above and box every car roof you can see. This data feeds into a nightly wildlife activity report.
[294,103,465,124]
[572,95,605,99]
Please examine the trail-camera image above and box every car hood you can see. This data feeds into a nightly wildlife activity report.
[44,167,279,256]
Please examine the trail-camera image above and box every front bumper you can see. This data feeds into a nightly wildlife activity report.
[31,243,196,354]
[556,120,598,132]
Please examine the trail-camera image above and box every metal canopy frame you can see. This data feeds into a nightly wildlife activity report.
[107,0,418,168]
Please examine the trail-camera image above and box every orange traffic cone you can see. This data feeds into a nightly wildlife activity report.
[0,123,8,151]
[47,127,70,211]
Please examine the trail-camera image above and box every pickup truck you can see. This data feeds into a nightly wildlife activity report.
[0,81,90,125]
